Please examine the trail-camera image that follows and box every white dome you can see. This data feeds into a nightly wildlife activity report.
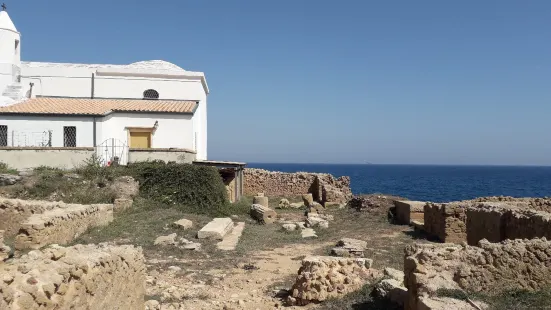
[0,11,17,33]
[126,60,185,72]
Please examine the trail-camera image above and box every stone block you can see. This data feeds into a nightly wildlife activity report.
[252,196,269,208]
[278,198,290,209]
[197,218,234,240]
[172,218,193,230]
[302,194,314,207]
[250,204,277,224]
[423,202,467,243]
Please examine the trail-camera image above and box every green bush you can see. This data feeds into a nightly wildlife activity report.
[0,162,18,174]
[128,161,229,213]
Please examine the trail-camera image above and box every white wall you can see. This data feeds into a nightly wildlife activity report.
[0,115,94,147]
[98,112,194,150]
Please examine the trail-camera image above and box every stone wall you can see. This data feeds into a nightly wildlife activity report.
[0,243,145,309]
[0,198,67,237]
[423,202,468,243]
[467,202,551,245]
[0,147,95,170]
[394,201,426,225]
[404,238,551,310]
[243,168,352,204]
[471,196,551,213]
[15,203,113,250]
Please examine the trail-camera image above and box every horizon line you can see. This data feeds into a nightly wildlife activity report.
[243,162,551,167]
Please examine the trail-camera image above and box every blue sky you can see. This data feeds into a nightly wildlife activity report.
[10,0,551,165]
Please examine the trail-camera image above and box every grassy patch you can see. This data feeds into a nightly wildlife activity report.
[0,162,18,175]
[235,221,306,255]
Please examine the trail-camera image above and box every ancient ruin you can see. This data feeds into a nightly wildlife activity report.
[287,256,382,305]
[404,238,551,310]
[0,243,145,309]
[0,198,67,237]
[14,203,113,250]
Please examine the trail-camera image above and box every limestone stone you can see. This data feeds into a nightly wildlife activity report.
[278,198,290,209]
[282,224,297,232]
[384,267,404,282]
[302,194,314,207]
[154,233,177,246]
[217,222,245,251]
[250,204,277,224]
[145,300,161,310]
[288,256,380,305]
[301,228,317,238]
[14,203,113,250]
[374,279,407,307]
[172,218,193,230]
[289,202,304,209]
[331,238,367,257]
[252,196,269,208]
[305,216,328,229]
[113,198,133,211]
[0,244,145,309]
[197,218,234,240]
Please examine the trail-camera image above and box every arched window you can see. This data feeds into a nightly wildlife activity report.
[143,89,159,100]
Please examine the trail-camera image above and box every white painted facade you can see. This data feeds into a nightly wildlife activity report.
[0,9,208,160]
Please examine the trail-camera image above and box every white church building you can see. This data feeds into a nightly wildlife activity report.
[0,7,208,169]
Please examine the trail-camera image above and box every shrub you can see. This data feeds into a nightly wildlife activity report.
[0,162,18,174]
[128,161,229,213]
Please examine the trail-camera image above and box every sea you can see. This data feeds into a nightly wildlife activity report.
[247,163,551,202]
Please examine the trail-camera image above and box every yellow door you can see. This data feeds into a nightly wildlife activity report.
[129,131,151,148]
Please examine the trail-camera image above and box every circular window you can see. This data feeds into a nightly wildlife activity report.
[143,89,159,99]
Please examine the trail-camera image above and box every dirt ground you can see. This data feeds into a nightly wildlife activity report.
[73,195,425,309]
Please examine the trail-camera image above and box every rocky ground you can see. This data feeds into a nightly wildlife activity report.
[70,194,421,310]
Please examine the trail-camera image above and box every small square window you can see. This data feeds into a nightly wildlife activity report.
[63,126,76,147]
[0,125,7,147]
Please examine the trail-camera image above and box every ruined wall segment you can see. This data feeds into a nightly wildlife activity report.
[404,238,551,310]
[423,202,467,243]
[0,244,145,309]
[467,202,551,245]
[0,198,66,237]
[15,203,113,250]
[243,168,352,204]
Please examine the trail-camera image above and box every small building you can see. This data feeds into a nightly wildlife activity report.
[0,7,209,170]
[193,161,247,203]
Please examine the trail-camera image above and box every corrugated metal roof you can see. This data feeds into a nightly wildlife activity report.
[0,97,198,115]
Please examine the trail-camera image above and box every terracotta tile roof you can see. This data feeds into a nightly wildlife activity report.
[0,97,198,115]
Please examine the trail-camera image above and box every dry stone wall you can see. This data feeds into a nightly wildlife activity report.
[287,256,382,305]
[471,196,551,213]
[243,168,352,204]
[0,198,67,237]
[0,243,145,309]
[423,202,468,243]
[404,238,551,310]
[15,203,113,250]
[467,202,551,245]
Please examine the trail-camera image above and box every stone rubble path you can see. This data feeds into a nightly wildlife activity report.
[217,222,245,251]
